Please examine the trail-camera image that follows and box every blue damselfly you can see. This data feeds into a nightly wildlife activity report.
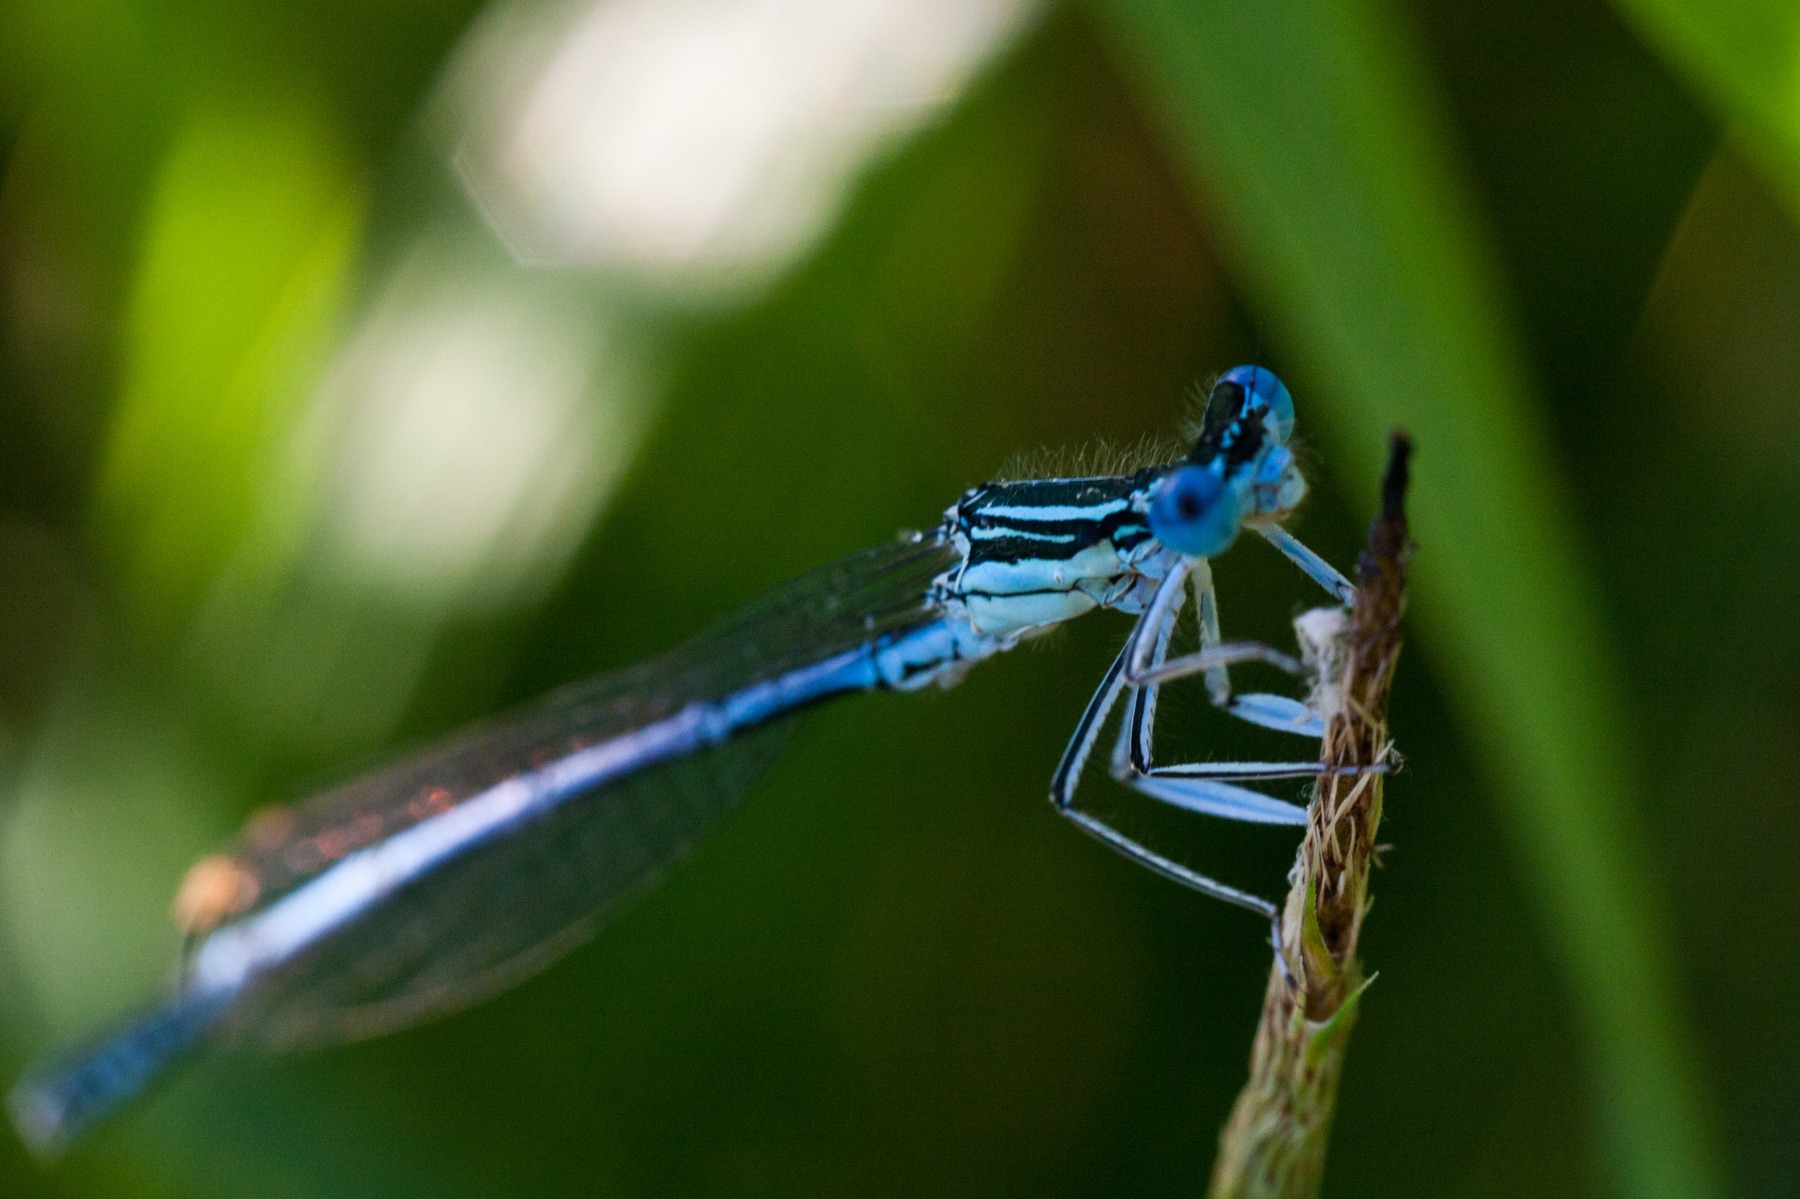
[11,366,1367,1154]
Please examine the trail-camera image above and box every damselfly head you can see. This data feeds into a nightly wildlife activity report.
[1152,366,1307,556]
[1190,365,1295,460]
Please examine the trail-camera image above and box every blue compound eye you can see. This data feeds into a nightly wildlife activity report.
[1149,465,1243,557]
[1219,365,1295,444]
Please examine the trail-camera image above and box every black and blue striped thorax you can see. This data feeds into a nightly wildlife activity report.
[952,473,1159,564]
[933,469,1177,641]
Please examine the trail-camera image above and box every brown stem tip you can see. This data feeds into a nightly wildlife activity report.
[1208,432,1413,1199]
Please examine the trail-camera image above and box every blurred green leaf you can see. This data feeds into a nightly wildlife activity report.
[1607,0,1800,211]
[93,98,364,635]
[1089,0,1722,1195]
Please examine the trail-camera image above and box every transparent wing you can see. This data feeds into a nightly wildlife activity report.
[230,724,792,1049]
[205,534,956,1049]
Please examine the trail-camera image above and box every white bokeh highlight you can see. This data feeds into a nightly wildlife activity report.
[310,249,644,611]
[456,0,1040,291]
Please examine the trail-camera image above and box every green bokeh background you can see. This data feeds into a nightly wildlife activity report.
[2,0,1798,1196]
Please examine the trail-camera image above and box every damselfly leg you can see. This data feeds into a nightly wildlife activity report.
[1051,530,1382,923]
[1049,645,1280,919]
[1141,557,1328,737]
[1111,610,1369,823]
[1255,524,1356,605]
[1108,567,1312,824]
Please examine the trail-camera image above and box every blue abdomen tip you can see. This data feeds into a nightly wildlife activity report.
[9,989,228,1156]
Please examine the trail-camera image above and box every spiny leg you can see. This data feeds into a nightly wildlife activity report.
[1129,640,1305,689]
[1112,650,1379,827]
[1123,558,1192,683]
[1256,524,1355,605]
[1111,568,1384,822]
[1049,639,1278,921]
[1133,528,1354,734]
[1129,560,1326,738]
[1111,599,1312,826]
[1124,560,1318,735]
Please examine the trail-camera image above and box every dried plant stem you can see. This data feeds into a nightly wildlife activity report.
[1208,433,1412,1199]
